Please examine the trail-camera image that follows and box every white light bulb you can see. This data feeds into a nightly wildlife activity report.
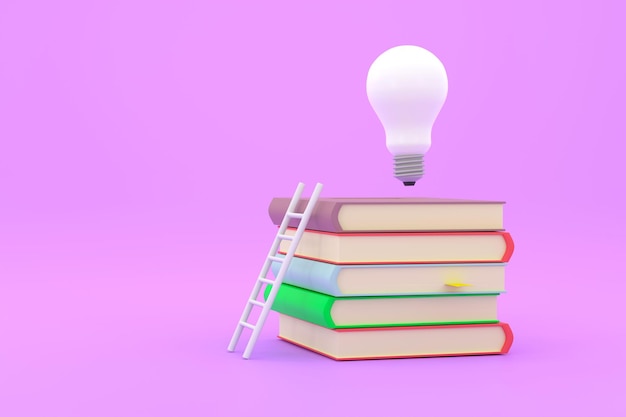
[366,45,448,186]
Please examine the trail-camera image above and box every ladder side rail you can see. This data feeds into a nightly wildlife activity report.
[228,182,306,353]
[269,182,323,289]
[237,181,305,309]
[228,257,278,352]
[241,183,323,359]
[283,182,306,218]
[256,182,306,279]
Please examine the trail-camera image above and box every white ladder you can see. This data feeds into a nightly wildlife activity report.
[227,182,323,359]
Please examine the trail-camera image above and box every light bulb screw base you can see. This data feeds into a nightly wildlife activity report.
[394,154,424,186]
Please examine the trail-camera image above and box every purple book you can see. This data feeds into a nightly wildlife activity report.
[268,197,505,233]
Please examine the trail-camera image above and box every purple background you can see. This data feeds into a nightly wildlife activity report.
[1,1,625,416]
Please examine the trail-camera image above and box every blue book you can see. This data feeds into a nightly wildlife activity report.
[270,254,506,297]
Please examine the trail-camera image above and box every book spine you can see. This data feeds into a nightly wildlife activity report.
[500,322,514,353]
[270,256,343,296]
[502,232,515,262]
[268,198,344,232]
[263,283,336,328]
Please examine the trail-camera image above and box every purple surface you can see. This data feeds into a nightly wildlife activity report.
[1,1,625,416]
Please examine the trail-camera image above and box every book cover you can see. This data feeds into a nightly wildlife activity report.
[278,315,514,360]
[264,283,500,328]
[270,254,506,296]
[269,197,505,233]
[278,228,514,264]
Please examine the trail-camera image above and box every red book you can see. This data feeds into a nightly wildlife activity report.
[278,315,514,360]
[278,228,514,265]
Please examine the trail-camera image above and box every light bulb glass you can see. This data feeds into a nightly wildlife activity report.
[366,45,448,186]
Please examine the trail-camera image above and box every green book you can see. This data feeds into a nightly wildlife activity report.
[264,283,499,329]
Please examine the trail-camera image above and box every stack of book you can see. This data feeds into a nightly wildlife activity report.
[266,197,514,360]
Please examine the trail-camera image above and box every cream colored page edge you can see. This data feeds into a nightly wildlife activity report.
[338,204,504,231]
[338,264,506,294]
[330,296,498,325]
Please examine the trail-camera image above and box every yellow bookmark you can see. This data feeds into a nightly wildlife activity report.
[445,281,471,287]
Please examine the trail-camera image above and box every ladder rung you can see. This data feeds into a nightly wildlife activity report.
[258,277,274,285]
[277,234,294,241]
[286,212,303,219]
[239,321,255,330]
[249,299,265,307]
[268,256,283,263]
